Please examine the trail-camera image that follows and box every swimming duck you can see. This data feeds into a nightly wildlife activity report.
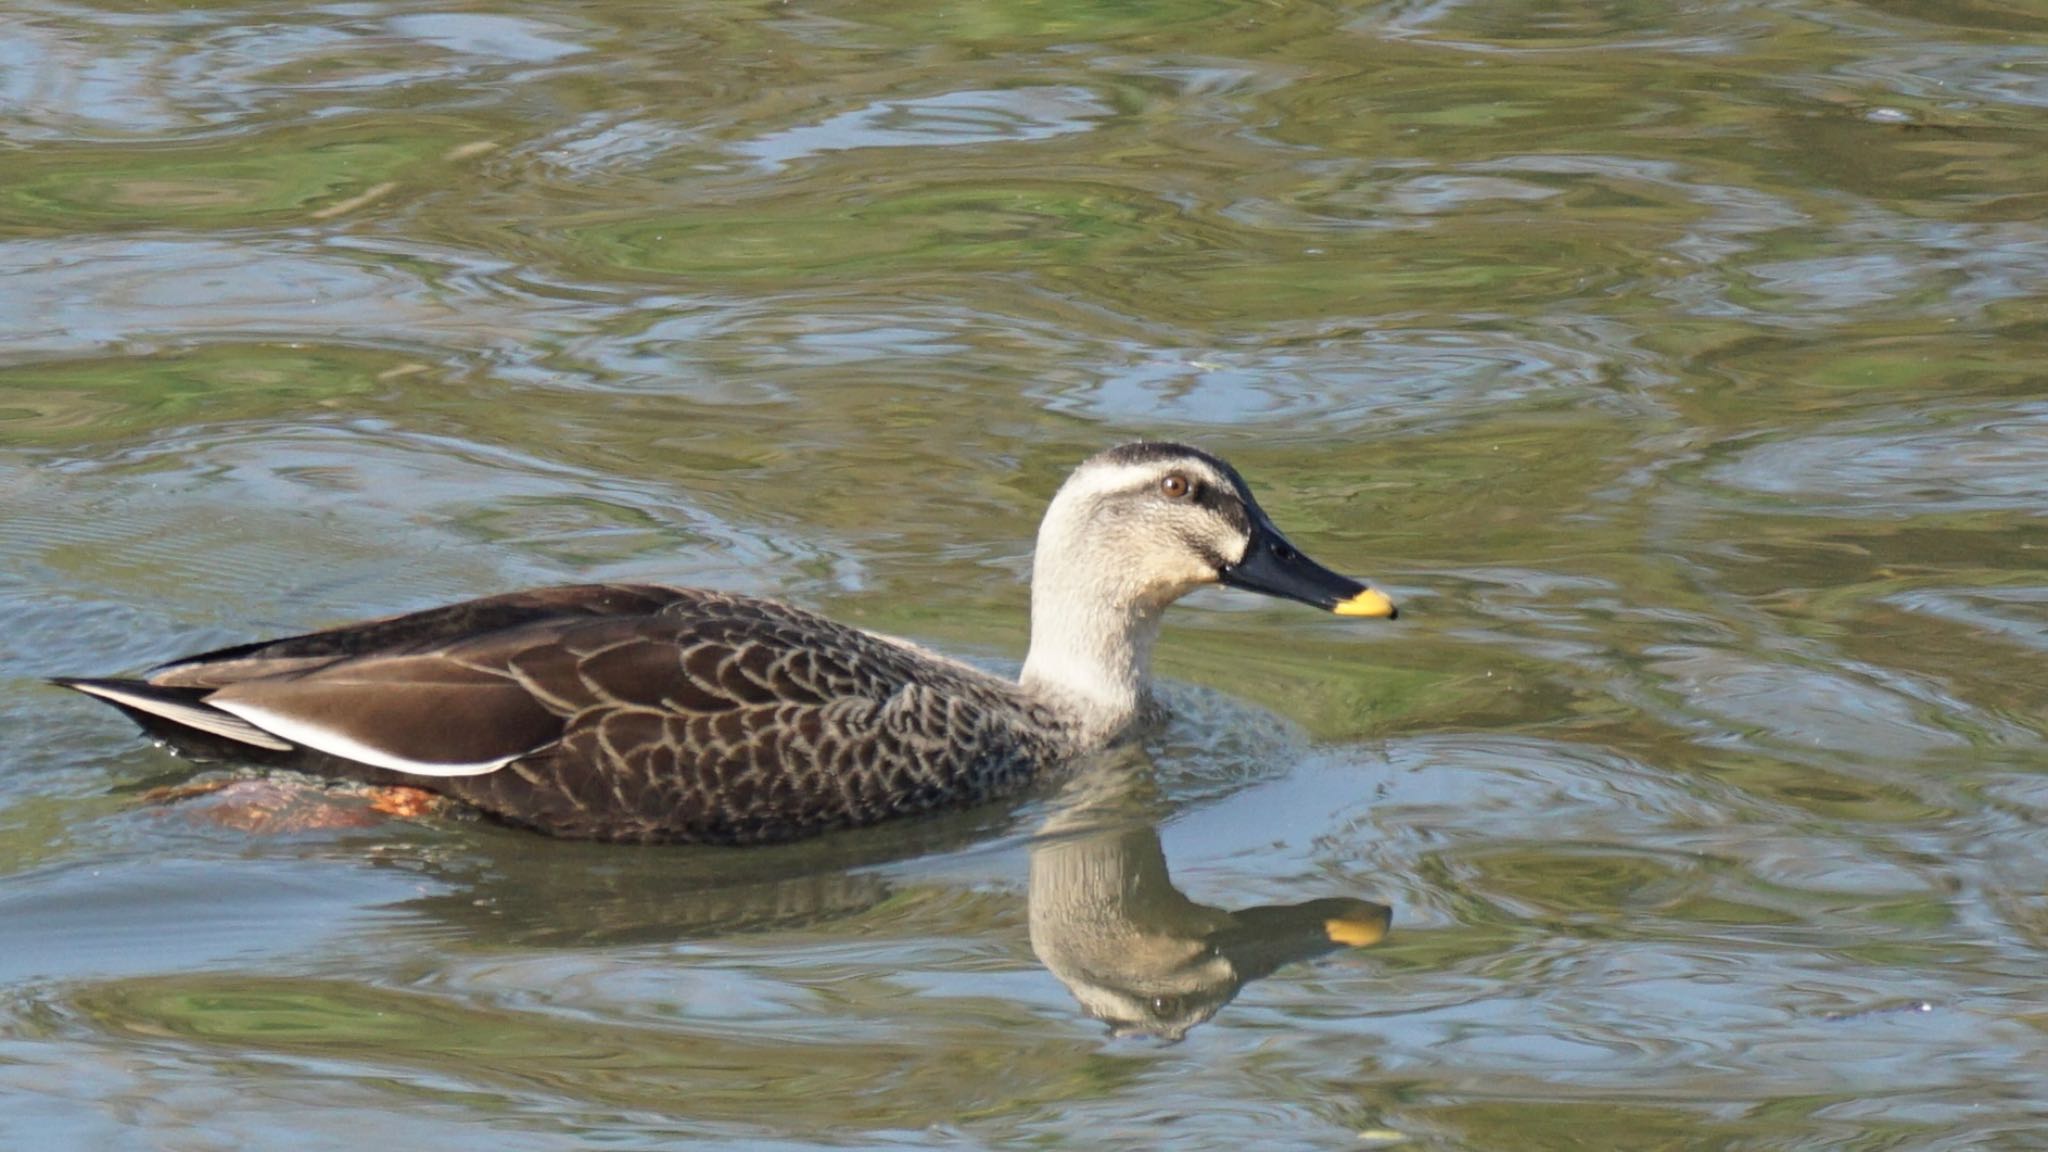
[54,442,1395,844]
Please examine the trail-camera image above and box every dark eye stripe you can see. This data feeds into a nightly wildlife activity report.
[1191,480,1249,534]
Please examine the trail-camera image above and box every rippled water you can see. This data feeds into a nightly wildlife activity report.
[3,0,2046,1147]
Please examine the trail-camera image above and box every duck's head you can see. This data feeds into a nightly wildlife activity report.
[1033,441,1396,620]
[1021,442,1395,737]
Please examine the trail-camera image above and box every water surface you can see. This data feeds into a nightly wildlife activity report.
[3,0,2046,1147]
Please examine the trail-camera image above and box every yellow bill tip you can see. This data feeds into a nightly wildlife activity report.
[1324,916,1388,947]
[1333,588,1396,619]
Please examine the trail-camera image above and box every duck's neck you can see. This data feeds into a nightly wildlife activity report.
[1018,546,1166,748]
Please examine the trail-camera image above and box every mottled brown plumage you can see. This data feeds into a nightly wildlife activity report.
[54,443,1396,844]
[64,586,1070,843]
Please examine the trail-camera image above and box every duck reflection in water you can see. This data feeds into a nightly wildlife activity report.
[157,745,1387,1040]
[1028,753,1389,1041]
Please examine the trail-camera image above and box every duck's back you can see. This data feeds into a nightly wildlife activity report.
[90,584,1075,843]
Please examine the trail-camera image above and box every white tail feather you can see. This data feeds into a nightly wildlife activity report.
[66,682,296,752]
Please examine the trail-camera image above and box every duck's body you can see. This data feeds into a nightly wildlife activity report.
[63,585,1075,842]
[56,443,1394,844]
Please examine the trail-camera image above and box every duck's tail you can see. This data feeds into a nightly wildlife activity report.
[50,677,294,752]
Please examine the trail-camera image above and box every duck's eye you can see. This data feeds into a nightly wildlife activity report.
[1160,474,1192,499]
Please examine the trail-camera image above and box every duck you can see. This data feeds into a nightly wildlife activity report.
[53,442,1396,844]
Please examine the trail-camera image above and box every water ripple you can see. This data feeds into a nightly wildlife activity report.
[733,86,1111,173]
[0,5,589,143]
[1037,326,1608,431]
[1710,402,2048,516]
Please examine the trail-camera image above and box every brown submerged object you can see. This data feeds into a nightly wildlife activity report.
[54,443,1396,844]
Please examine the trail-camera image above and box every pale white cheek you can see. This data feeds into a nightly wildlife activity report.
[1219,531,1251,567]
[1121,515,1241,589]
[1167,555,1222,586]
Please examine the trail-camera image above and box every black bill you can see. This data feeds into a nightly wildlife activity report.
[1219,517,1396,619]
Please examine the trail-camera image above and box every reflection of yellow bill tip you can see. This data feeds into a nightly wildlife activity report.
[1333,588,1396,619]
[1324,916,1388,947]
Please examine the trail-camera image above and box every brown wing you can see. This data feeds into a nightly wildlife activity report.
[205,650,569,774]
[123,584,1061,842]
[195,594,932,775]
